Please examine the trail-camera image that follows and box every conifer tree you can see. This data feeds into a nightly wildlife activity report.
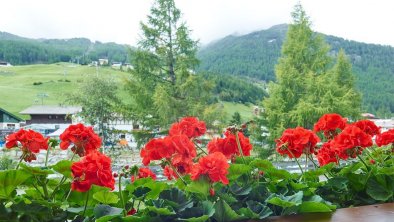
[263,4,361,144]
[126,0,213,127]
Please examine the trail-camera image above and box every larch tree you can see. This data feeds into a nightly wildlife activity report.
[126,0,213,128]
[263,3,361,144]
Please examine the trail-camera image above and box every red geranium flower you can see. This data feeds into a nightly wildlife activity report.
[169,117,206,138]
[352,120,380,136]
[71,151,115,192]
[276,127,320,158]
[60,123,101,157]
[127,208,137,216]
[330,125,372,160]
[6,129,49,162]
[314,113,347,139]
[168,134,197,167]
[131,167,157,182]
[163,165,178,180]
[191,152,230,185]
[140,136,173,166]
[207,130,252,159]
[316,142,338,166]
[375,129,394,147]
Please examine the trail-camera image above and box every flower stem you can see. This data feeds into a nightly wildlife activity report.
[234,132,246,164]
[194,142,208,155]
[307,155,329,180]
[167,161,186,185]
[83,190,90,217]
[356,153,370,171]
[15,156,23,170]
[45,147,50,167]
[286,147,304,174]
[118,174,126,216]
[65,189,72,201]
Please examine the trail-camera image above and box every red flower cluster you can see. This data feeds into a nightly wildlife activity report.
[207,130,252,159]
[276,127,320,158]
[314,113,347,139]
[6,129,49,162]
[163,166,178,180]
[140,118,202,177]
[375,129,394,147]
[169,117,206,138]
[352,120,380,136]
[140,134,196,174]
[131,167,157,182]
[316,142,338,166]
[71,151,115,192]
[330,125,372,160]
[191,152,230,185]
[60,123,101,157]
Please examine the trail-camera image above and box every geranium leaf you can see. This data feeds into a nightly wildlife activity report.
[366,175,393,201]
[20,163,53,175]
[298,201,333,213]
[52,160,73,178]
[93,190,119,204]
[0,169,31,199]
[145,206,175,215]
[93,204,123,219]
[213,199,245,222]
[228,164,252,180]
[267,191,303,208]
[185,177,209,198]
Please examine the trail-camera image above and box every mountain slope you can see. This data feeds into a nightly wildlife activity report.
[197,24,394,115]
[0,32,130,65]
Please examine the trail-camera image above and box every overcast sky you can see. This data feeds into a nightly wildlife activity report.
[0,0,393,47]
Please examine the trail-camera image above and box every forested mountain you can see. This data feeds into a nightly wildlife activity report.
[0,32,130,65]
[197,24,394,115]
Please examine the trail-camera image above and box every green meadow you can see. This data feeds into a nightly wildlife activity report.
[0,63,255,121]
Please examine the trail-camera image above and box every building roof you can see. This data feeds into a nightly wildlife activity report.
[20,105,82,115]
[0,107,24,121]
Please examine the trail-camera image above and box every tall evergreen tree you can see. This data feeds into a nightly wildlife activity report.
[263,4,361,144]
[126,0,213,127]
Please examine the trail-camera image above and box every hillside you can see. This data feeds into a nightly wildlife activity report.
[0,63,256,122]
[0,32,130,65]
[0,63,129,119]
[197,24,394,115]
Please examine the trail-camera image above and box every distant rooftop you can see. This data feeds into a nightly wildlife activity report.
[20,105,81,115]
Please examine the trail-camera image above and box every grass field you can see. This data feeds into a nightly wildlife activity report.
[0,63,128,119]
[222,101,256,122]
[0,63,256,121]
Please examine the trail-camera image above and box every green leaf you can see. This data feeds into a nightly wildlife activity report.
[366,175,393,201]
[93,204,123,219]
[52,160,73,178]
[96,214,121,222]
[181,215,209,222]
[250,159,274,170]
[229,183,252,196]
[145,206,175,215]
[228,164,252,180]
[213,199,245,222]
[121,215,152,222]
[20,164,53,175]
[238,201,272,219]
[186,177,209,198]
[265,168,292,180]
[347,173,368,191]
[0,169,31,199]
[298,201,333,213]
[267,191,303,208]
[159,188,193,211]
[144,181,169,199]
[93,190,119,204]
[339,162,363,175]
